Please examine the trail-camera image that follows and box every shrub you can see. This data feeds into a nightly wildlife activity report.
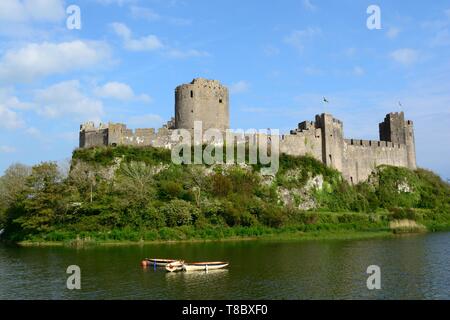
[143,207,166,228]
[388,207,417,221]
[160,199,196,227]
[158,181,184,200]
[210,174,233,197]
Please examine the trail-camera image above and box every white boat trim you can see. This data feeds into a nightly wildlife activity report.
[182,262,229,272]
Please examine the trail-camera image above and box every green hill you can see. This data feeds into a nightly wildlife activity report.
[1,145,449,245]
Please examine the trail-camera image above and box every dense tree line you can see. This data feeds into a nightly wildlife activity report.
[0,146,449,242]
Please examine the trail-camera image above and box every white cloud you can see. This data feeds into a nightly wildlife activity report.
[0,105,25,129]
[387,27,400,39]
[35,80,104,122]
[302,0,317,11]
[0,145,16,153]
[94,82,152,102]
[0,41,111,83]
[111,22,164,51]
[167,49,210,59]
[284,28,321,52]
[230,81,250,94]
[0,88,33,110]
[0,0,65,23]
[390,48,419,66]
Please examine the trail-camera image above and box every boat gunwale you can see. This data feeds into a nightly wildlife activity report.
[146,258,178,263]
[184,262,228,266]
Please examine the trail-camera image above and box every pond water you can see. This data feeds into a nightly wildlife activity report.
[1,232,449,299]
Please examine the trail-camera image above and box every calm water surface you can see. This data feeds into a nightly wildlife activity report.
[1,232,449,299]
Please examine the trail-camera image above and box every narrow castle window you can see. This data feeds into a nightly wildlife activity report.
[190,90,193,98]
[219,99,223,103]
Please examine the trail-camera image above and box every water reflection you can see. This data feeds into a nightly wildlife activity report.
[166,269,229,281]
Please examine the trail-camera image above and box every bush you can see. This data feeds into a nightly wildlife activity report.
[143,207,166,228]
[210,174,233,197]
[389,207,417,221]
[158,181,184,200]
[259,205,286,228]
[160,199,196,227]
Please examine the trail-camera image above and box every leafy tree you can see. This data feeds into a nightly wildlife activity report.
[14,162,64,233]
[115,161,157,207]
[0,163,31,228]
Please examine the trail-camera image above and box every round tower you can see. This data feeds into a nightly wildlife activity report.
[175,78,229,132]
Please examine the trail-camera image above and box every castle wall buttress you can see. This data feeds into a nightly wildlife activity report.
[315,114,345,173]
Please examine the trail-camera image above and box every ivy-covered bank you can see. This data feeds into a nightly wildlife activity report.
[0,146,449,246]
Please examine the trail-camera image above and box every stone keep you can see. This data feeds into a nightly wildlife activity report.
[79,78,417,183]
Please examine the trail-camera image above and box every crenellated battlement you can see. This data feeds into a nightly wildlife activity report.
[80,122,109,132]
[344,139,404,149]
[78,78,417,183]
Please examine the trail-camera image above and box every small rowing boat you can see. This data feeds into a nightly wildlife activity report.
[165,261,184,272]
[141,258,179,267]
[182,262,229,272]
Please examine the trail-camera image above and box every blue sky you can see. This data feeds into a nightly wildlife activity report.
[0,0,449,180]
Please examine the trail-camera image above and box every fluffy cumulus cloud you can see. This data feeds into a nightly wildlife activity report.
[111,22,164,51]
[94,82,152,102]
[0,105,25,129]
[0,88,32,110]
[0,0,65,23]
[0,41,111,83]
[35,80,104,122]
[390,48,419,66]
[0,89,30,130]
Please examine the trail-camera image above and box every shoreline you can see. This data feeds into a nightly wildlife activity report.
[12,230,399,247]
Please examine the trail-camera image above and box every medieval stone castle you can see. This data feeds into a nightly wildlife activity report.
[79,78,417,183]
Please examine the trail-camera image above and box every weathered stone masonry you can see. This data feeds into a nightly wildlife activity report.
[79,78,417,183]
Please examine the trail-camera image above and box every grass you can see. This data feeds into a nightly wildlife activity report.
[15,215,398,247]
[16,209,450,247]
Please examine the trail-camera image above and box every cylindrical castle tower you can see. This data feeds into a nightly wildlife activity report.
[175,78,229,132]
